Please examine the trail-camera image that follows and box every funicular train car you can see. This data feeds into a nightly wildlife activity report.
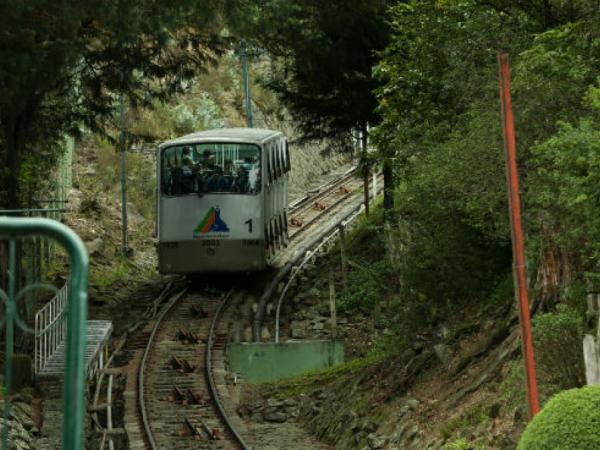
[157,128,290,273]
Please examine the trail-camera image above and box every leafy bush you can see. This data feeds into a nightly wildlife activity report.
[527,121,600,273]
[338,260,395,314]
[532,304,585,390]
[518,385,600,449]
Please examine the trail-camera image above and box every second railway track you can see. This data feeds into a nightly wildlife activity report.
[138,287,248,450]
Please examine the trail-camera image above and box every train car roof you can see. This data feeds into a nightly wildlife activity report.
[159,128,283,148]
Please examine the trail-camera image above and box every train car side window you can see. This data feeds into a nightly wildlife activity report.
[267,145,274,184]
[273,143,280,179]
[161,143,261,196]
[284,140,290,172]
[276,142,283,178]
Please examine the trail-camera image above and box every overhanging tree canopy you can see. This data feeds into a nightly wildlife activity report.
[0,0,238,209]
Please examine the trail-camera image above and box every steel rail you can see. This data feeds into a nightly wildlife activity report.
[275,207,362,342]
[138,288,188,450]
[288,167,357,215]
[289,189,355,241]
[91,279,178,449]
[206,289,251,450]
[254,171,384,341]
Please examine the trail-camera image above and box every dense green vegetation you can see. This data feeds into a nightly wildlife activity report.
[518,385,600,449]
[4,1,600,442]
[368,1,600,334]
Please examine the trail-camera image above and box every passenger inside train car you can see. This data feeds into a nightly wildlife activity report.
[161,143,261,195]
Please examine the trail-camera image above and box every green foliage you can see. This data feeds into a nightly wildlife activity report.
[0,0,238,207]
[92,257,134,290]
[532,304,585,390]
[240,0,390,141]
[94,136,156,226]
[527,121,600,271]
[499,361,527,413]
[439,405,489,448]
[263,354,381,399]
[338,260,395,314]
[443,438,471,450]
[518,385,600,450]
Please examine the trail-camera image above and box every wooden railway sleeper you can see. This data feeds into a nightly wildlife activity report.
[189,305,209,318]
[185,389,208,406]
[179,418,205,440]
[339,185,351,194]
[169,356,195,373]
[289,216,303,227]
[176,328,201,344]
[168,386,185,402]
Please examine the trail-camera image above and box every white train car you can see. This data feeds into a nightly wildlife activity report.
[157,128,290,273]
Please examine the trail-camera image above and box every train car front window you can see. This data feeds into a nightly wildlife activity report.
[161,143,261,196]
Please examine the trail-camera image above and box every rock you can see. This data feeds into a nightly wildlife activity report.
[291,321,307,339]
[411,340,425,353]
[433,344,451,365]
[367,433,386,449]
[266,398,284,408]
[250,411,264,423]
[406,425,420,441]
[264,411,288,422]
[406,398,420,409]
[287,407,300,419]
[11,404,34,431]
[85,237,105,256]
[283,398,298,407]
[261,326,271,341]
[308,287,321,299]
[264,406,279,416]
[361,420,377,433]
[236,405,251,418]
[313,322,325,331]
[399,398,420,418]
[313,389,327,400]
[489,402,501,419]
[400,347,417,360]
[243,327,253,342]
[427,438,445,450]
[318,304,330,315]
[338,317,348,324]
[392,423,408,441]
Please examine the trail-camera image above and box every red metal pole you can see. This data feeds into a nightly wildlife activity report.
[497,52,540,419]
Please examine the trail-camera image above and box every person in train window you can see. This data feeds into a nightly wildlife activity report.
[233,165,249,193]
[218,160,235,192]
[182,146,195,167]
[200,149,216,170]
[180,156,196,193]
[204,166,222,192]
[164,155,177,195]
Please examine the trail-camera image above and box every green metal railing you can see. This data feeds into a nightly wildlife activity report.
[0,217,88,450]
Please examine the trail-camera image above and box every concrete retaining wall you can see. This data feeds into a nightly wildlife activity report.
[229,340,345,383]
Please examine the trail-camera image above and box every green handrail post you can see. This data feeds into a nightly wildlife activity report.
[0,217,88,450]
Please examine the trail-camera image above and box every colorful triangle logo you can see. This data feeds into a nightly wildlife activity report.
[194,207,230,235]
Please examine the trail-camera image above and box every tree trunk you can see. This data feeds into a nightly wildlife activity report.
[382,158,394,221]
[3,114,28,337]
[361,125,369,216]
[5,115,21,210]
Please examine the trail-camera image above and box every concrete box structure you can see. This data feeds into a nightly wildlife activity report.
[229,340,345,383]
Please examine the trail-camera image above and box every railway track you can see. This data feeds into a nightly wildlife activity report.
[138,287,249,450]
[288,170,383,240]
[128,168,384,449]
